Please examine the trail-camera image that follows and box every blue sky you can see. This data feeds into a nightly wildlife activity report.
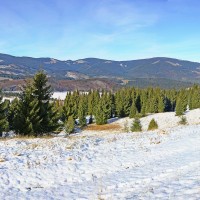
[0,0,200,61]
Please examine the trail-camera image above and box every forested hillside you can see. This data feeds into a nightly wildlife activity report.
[0,70,199,136]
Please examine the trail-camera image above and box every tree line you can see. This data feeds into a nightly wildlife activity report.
[0,70,199,137]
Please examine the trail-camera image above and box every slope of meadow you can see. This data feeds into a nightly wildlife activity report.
[0,109,200,199]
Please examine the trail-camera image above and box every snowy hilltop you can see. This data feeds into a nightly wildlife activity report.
[0,109,200,199]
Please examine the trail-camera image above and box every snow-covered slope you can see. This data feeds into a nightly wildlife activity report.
[0,110,200,199]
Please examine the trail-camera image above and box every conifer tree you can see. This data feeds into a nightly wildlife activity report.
[175,90,188,116]
[189,85,200,110]
[95,98,108,125]
[101,91,113,119]
[32,70,59,134]
[8,98,19,130]
[158,96,165,113]
[122,88,132,116]
[0,93,9,137]
[115,90,125,117]
[12,83,41,136]
[65,115,75,134]
[148,118,158,130]
[12,71,59,136]
[129,101,138,118]
[131,118,142,132]
[78,97,86,127]
[135,94,141,113]
[175,97,185,116]
[168,89,177,111]
[63,92,73,121]
[140,90,147,116]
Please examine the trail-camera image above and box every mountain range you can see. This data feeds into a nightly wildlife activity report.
[0,53,199,91]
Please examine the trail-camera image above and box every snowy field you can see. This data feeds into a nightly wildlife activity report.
[51,92,68,100]
[0,110,200,200]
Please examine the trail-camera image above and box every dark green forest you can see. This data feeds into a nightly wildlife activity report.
[0,71,199,137]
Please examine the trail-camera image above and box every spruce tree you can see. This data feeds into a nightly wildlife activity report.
[8,98,19,130]
[148,118,158,130]
[189,85,200,110]
[131,118,142,132]
[65,115,75,134]
[78,97,86,127]
[158,96,165,113]
[140,90,147,116]
[175,90,188,116]
[32,70,59,134]
[129,102,138,118]
[12,71,59,136]
[12,83,41,136]
[122,88,132,116]
[115,91,125,117]
[0,93,9,137]
[95,98,108,125]
[175,98,185,116]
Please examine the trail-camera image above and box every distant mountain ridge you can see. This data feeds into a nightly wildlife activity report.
[0,53,200,82]
[0,53,199,91]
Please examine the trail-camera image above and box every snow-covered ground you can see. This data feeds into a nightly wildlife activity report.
[51,92,68,100]
[0,110,200,200]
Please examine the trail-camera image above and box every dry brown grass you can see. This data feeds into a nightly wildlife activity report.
[85,123,122,131]
[14,135,54,140]
[0,138,9,141]
[158,130,168,135]
[0,158,6,162]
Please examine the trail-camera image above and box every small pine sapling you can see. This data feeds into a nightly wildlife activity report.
[131,118,142,132]
[148,118,158,131]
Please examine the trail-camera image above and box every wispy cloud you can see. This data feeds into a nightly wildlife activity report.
[0,0,200,61]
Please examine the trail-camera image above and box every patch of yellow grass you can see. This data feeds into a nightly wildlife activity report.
[0,158,5,162]
[85,123,122,131]
[15,135,54,140]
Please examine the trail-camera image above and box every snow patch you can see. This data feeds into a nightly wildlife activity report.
[152,60,160,64]
[44,58,58,64]
[104,61,112,63]
[76,60,86,64]
[51,92,68,100]
[166,61,182,67]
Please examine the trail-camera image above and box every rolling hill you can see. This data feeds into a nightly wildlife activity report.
[0,53,199,90]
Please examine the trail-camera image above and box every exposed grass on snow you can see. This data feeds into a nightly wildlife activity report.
[14,135,54,140]
[85,123,122,131]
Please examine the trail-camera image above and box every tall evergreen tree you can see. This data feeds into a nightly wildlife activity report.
[189,85,200,110]
[175,97,185,116]
[158,96,165,113]
[32,70,59,134]
[12,83,41,136]
[0,92,9,137]
[115,90,125,117]
[12,71,59,136]
[129,101,138,118]
[175,89,188,116]
[8,98,19,130]
[65,115,75,134]
[78,97,86,127]
[95,98,108,125]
